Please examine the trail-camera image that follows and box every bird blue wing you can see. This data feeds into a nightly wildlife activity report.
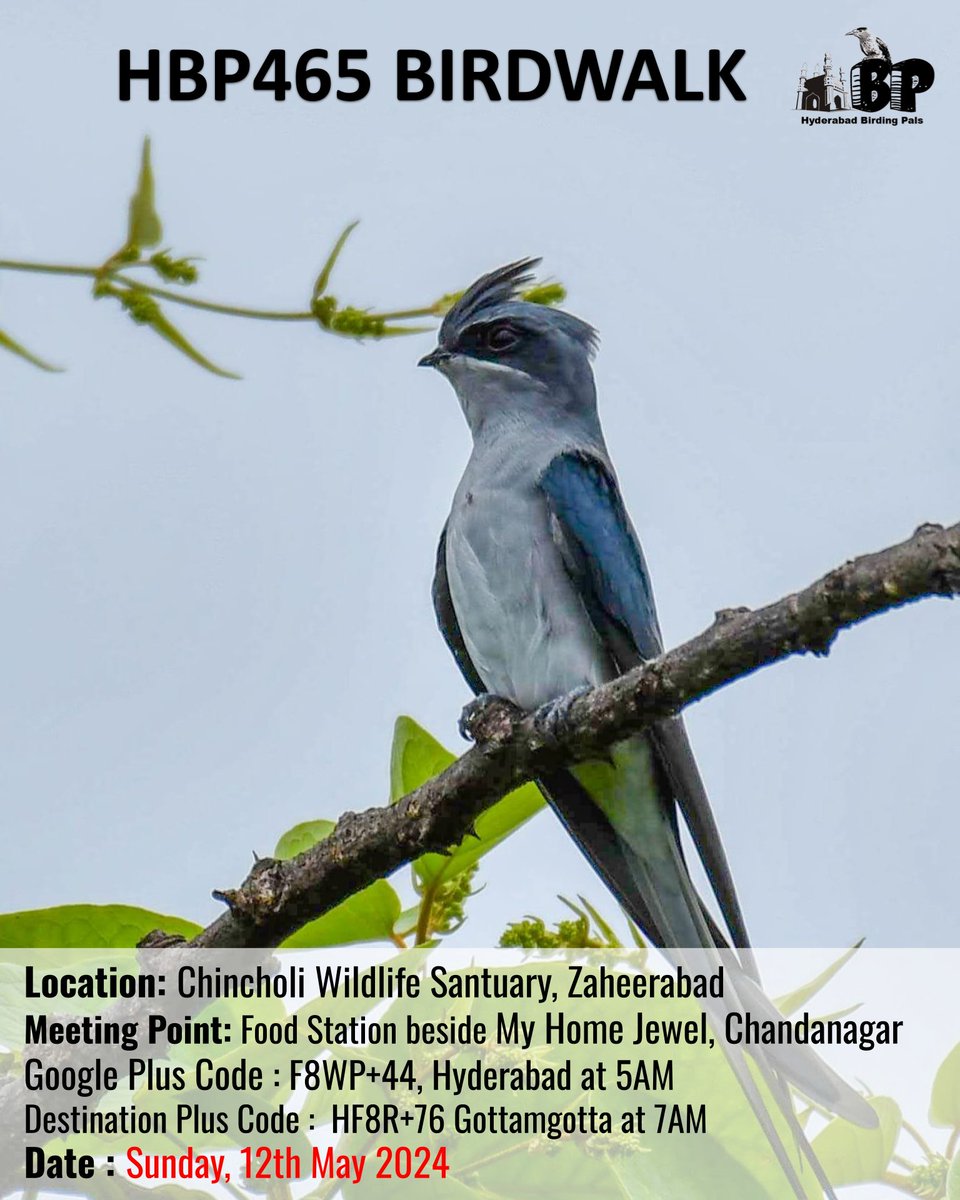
[432,522,485,696]
[539,450,754,956]
[539,451,663,666]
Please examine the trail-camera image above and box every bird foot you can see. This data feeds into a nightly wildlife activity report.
[458,693,522,743]
[532,685,592,746]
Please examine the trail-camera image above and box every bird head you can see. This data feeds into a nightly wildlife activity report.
[845,27,868,37]
[418,259,599,436]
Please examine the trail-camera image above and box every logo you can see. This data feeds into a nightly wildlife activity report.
[795,27,934,124]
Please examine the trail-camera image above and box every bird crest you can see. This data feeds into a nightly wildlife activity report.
[439,257,599,360]
[439,257,541,343]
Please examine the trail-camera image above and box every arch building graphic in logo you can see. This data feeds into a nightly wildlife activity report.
[796,27,934,123]
[796,52,849,111]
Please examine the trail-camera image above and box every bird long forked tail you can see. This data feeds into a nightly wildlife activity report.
[538,734,878,1200]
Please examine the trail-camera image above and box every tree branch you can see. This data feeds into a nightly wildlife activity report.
[182,521,959,949]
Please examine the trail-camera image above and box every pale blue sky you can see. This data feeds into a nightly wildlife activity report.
[1,1,956,946]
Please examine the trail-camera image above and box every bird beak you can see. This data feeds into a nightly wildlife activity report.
[845,30,855,36]
[418,347,451,370]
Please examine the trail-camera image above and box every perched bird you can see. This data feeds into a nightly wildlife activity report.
[846,26,892,61]
[419,260,877,1198]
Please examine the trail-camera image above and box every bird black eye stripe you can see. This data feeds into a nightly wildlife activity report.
[482,322,521,353]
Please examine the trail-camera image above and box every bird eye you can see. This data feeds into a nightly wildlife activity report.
[484,323,520,353]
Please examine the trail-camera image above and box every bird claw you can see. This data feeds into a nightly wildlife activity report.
[458,693,519,743]
[533,685,592,746]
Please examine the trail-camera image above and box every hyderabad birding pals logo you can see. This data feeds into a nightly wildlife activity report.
[795,26,935,124]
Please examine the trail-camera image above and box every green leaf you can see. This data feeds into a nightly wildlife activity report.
[607,1144,775,1200]
[390,715,544,889]
[274,818,335,860]
[421,777,544,888]
[0,904,201,948]
[312,220,359,300]
[283,881,401,948]
[947,1150,960,1200]
[930,1041,960,1127]
[626,917,647,949]
[393,904,420,936]
[574,893,622,947]
[522,282,566,307]
[775,942,862,1016]
[121,291,240,379]
[80,1173,214,1200]
[390,715,457,803]
[0,326,63,372]
[274,820,402,947]
[127,137,163,249]
[810,1096,901,1186]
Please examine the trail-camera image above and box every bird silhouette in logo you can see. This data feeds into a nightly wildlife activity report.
[846,26,892,61]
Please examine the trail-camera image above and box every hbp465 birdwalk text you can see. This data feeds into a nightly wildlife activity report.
[117,48,747,102]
